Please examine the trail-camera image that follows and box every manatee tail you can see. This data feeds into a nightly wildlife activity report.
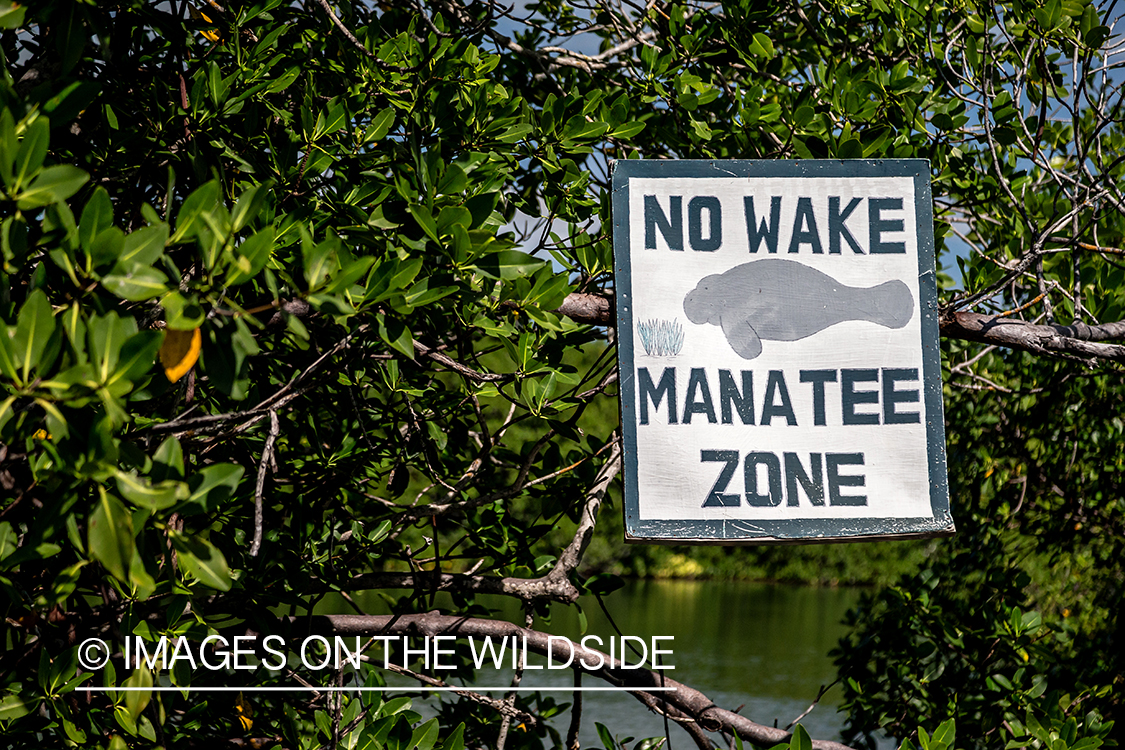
[861,279,914,329]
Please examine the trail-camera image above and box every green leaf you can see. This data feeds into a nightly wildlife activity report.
[116,223,169,269]
[12,117,49,192]
[441,724,466,750]
[325,255,376,294]
[408,204,440,243]
[226,226,276,285]
[0,128,16,188]
[0,0,27,29]
[0,111,13,189]
[114,470,189,510]
[411,719,439,750]
[436,206,472,235]
[88,312,139,384]
[472,250,544,280]
[610,121,647,138]
[389,257,423,291]
[59,303,87,363]
[186,464,244,513]
[838,138,864,159]
[496,123,533,143]
[17,164,89,209]
[88,489,135,582]
[525,268,571,308]
[0,325,18,383]
[303,236,340,291]
[1069,739,1103,750]
[437,164,468,195]
[449,223,471,261]
[788,724,812,750]
[403,280,456,308]
[102,265,170,301]
[89,226,125,269]
[124,668,153,720]
[367,203,400,229]
[0,522,14,562]
[377,314,414,359]
[0,395,17,429]
[171,180,221,244]
[751,32,776,58]
[0,693,39,721]
[162,291,206,330]
[690,118,712,140]
[312,97,348,139]
[48,244,80,288]
[231,182,271,232]
[562,115,608,141]
[109,330,162,385]
[364,108,395,143]
[307,292,354,315]
[153,435,185,481]
[265,66,300,93]
[170,531,231,590]
[12,289,55,383]
[595,722,616,750]
[931,719,956,750]
[465,193,499,228]
[368,520,392,544]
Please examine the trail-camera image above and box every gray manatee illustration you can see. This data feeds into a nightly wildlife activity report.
[683,259,914,360]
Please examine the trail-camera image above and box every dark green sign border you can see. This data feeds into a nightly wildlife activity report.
[611,159,954,545]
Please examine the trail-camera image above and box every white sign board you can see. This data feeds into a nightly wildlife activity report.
[612,160,953,544]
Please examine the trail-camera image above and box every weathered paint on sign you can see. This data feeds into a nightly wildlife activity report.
[611,160,953,544]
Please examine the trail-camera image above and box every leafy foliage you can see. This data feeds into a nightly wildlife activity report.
[835,350,1122,749]
[1,0,1124,749]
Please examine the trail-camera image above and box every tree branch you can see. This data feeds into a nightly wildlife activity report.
[413,339,510,382]
[548,440,621,582]
[290,612,856,750]
[941,311,1125,363]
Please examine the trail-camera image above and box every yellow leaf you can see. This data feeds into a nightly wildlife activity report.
[160,328,201,383]
[188,4,221,42]
[234,691,253,730]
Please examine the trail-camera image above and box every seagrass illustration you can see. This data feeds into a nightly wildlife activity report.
[637,318,685,357]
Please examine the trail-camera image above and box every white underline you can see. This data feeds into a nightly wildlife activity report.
[78,686,674,693]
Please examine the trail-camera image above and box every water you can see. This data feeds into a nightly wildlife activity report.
[337,579,864,746]
[554,579,861,745]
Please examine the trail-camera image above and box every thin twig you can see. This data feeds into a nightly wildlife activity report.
[566,669,582,750]
[786,680,839,730]
[250,410,280,557]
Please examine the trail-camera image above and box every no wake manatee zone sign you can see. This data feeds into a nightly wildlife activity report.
[611,160,953,544]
